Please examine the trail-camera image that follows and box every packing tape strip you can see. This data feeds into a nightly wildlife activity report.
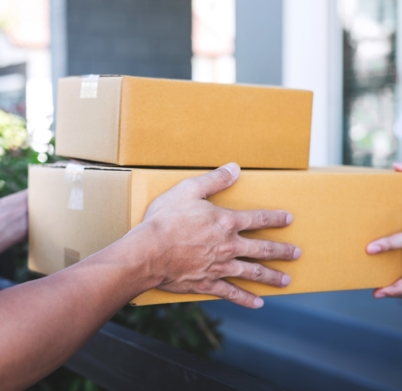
[80,74,99,98]
[65,163,84,210]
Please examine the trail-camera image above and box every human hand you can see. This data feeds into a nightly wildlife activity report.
[125,163,301,309]
[0,166,299,390]
[0,190,28,254]
[366,162,402,298]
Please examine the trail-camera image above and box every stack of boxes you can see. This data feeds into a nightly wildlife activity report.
[28,75,402,306]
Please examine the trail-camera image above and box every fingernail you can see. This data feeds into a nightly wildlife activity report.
[293,247,302,260]
[375,292,386,298]
[254,297,264,308]
[367,244,381,254]
[281,274,291,287]
[222,163,240,178]
[286,214,294,225]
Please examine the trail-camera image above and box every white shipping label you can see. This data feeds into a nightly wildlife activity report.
[80,74,100,98]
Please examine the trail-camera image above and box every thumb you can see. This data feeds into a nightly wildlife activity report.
[366,233,402,254]
[373,278,402,298]
[189,163,240,199]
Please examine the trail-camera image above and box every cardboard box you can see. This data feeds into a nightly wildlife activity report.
[55,76,313,169]
[28,164,402,305]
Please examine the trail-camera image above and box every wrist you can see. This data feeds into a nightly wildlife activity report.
[84,221,164,303]
[121,221,165,288]
[0,190,28,253]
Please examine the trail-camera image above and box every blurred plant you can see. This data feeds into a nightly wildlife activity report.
[113,302,221,358]
[0,109,27,152]
[29,368,104,391]
[0,110,223,389]
[0,110,56,197]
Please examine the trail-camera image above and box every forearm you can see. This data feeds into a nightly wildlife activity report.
[0,190,28,254]
[0,222,159,391]
[0,163,300,389]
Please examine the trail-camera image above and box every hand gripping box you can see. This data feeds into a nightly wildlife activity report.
[55,75,313,169]
[28,164,402,306]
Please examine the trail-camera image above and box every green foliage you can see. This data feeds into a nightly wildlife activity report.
[28,368,104,391]
[0,110,56,197]
[0,147,41,197]
[0,111,223,390]
[113,302,222,358]
[0,110,27,153]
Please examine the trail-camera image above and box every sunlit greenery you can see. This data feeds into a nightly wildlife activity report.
[0,110,27,153]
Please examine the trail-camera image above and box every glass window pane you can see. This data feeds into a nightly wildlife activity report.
[341,0,397,167]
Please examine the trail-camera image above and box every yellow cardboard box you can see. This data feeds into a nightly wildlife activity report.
[55,76,312,169]
[28,164,402,305]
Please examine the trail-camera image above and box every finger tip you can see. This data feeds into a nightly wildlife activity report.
[222,162,241,178]
[286,213,294,225]
[253,296,264,308]
[373,287,387,298]
[281,274,291,287]
[366,244,382,254]
[293,247,302,260]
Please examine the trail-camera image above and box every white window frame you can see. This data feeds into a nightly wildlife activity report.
[283,0,343,166]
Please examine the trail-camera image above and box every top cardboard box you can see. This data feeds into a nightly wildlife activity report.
[55,75,313,168]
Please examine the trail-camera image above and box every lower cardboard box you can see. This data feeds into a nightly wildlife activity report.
[28,163,402,306]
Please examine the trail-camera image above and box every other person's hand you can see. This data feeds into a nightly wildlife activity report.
[366,162,402,298]
[122,163,301,308]
[0,190,28,254]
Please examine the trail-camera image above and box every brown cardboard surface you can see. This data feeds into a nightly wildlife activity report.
[56,77,123,164]
[28,165,402,305]
[55,76,313,169]
[28,164,132,274]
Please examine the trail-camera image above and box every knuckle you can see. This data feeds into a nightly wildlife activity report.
[197,280,213,293]
[228,286,239,300]
[263,241,274,258]
[218,241,237,258]
[213,168,231,186]
[209,262,224,276]
[251,264,264,281]
[220,213,238,232]
[259,211,270,227]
